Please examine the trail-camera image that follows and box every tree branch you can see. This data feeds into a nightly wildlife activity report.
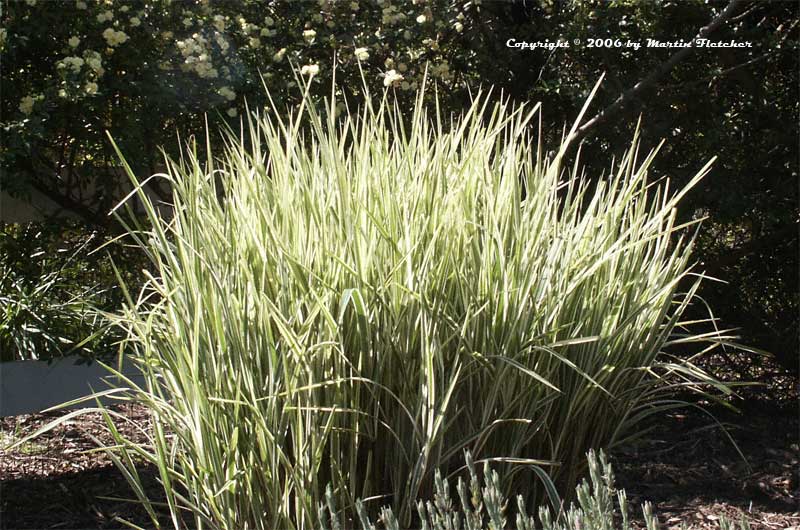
[569,0,747,145]
[662,17,797,91]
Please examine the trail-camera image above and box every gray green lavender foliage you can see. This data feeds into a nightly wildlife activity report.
[320,451,751,530]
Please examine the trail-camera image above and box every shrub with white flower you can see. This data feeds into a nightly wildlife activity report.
[176,33,222,78]
[4,0,471,228]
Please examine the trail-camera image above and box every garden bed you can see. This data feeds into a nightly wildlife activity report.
[1,403,797,530]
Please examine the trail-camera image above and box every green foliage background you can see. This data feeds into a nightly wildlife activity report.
[1,0,797,376]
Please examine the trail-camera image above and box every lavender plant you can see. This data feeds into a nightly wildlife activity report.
[322,451,751,530]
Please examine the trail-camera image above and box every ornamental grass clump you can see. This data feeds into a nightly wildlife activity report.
[96,78,726,529]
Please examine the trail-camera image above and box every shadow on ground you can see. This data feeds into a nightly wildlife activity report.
[1,401,797,529]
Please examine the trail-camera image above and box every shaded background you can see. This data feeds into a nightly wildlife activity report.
[1,0,797,390]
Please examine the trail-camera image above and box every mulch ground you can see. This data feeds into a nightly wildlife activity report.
[610,401,799,530]
[1,403,165,529]
[1,401,798,530]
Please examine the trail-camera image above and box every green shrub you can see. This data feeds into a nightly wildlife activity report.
[0,222,139,362]
[88,78,728,529]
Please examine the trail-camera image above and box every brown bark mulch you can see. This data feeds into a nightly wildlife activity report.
[1,401,798,530]
[610,401,799,530]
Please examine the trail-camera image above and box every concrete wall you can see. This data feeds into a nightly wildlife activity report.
[0,356,145,416]
[1,169,173,224]
[0,189,81,223]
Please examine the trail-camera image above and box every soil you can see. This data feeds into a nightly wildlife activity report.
[1,401,797,530]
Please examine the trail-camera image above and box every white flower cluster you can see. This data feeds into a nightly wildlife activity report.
[383,69,403,87]
[19,95,36,115]
[354,47,369,61]
[238,17,260,36]
[58,56,85,73]
[177,33,228,78]
[381,4,407,25]
[215,32,231,55]
[130,17,141,27]
[334,101,346,116]
[96,10,113,23]
[56,50,105,77]
[103,28,129,47]
[301,63,319,76]
[303,29,316,44]
[68,36,81,48]
[85,51,104,75]
[213,14,227,32]
[430,61,451,80]
[422,37,440,51]
[218,86,236,101]
[272,47,287,62]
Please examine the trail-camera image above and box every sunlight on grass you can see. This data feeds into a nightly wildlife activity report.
[34,75,732,530]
